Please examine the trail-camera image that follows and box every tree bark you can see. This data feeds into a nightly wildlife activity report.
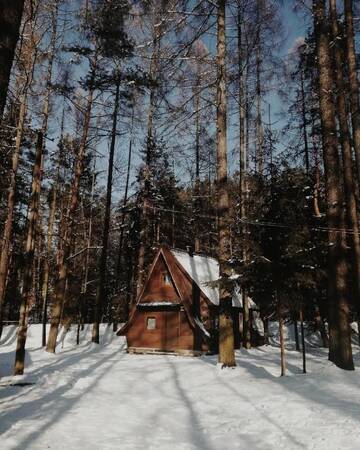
[300,304,306,374]
[46,60,96,353]
[313,0,354,370]
[217,0,235,367]
[136,31,160,299]
[92,77,120,344]
[14,132,43,375]
[344,0,360,184]
[329,0,360,325]
[0,97,27,338]
[293,313,300,351]
[277,297,286,377]
[0,0,25,119]
[41,109,64,347]
[255,0,264,176]
[194,76,201,253]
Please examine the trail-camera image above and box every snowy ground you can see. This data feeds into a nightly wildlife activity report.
[0,324,360,450]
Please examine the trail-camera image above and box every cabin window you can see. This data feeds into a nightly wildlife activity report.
[147,317,156,330]
[162,271,171,285]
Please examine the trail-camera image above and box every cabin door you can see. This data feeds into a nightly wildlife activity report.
[165,311,179,350]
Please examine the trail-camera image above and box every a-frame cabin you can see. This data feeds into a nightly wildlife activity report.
[117,246,218,355]
[117,245,263,355]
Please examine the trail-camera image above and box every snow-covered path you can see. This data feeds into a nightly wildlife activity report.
[1,325,360,450]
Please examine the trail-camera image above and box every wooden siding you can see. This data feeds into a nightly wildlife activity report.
[126,310,194,351]
[140,254,180,304]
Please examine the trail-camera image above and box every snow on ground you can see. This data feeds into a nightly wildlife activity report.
[1,324,360,450]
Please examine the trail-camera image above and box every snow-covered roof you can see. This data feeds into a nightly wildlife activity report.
[171,249,257,308]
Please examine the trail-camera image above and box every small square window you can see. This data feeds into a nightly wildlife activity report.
[147,317,156,330]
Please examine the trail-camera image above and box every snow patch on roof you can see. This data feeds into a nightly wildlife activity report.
[171,249,220,305]
[171,249,257,308]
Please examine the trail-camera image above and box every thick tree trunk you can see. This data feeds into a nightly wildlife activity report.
[217,0,235,367]
[14,132,43,375]
[329,0,360,322]
[313,0,354,370]
[92,78,120,344]
[344,0,360,184]
[0,0,25,119]
[46,65,96,353]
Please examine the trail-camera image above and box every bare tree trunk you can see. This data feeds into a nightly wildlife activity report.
[255,0,264,176]
[277,297,286,377]
[41,109,64,347]
[300,304,306,374]
[0,97,26,338]
[293,312,300,351]
[217,0,235,368]
[114,104,134,330]
[116,103,134,279]
[46,61,96,353]
[300,67,310,173]
[136,31,160,299]
[0,0,25,119]
[92,78,120,344]
[237,1,250,350]
[194,76,201,253]
[313,0,354,370]
[344,0,360,184]
[38,2,59,346]
[14,132,43,375]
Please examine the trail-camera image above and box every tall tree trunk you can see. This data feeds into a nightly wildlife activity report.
[300,67,310,173]
[293,312,300,351]
[92,78,120,344]
[46,62,96,353]
[38,1,59,346]
[114,104,134,330]
[116,103,134,280]
[277,296,286,377]
[344,0,360,184]
[217,0,235,367]
[0,97,27,338]
[300,304,306,374]
[255,0,264,176]
[194,76,201,253]
[136,30,160,298]
[313,0,354,370]
[0,0,25,119]
[14,132,43,375]
[237,0,250,349]
[329,0,360,324]
[41,109,64,347]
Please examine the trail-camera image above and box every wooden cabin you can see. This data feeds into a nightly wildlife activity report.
[117,246,262,355]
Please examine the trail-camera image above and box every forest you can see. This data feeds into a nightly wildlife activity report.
[0,0,360,378]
